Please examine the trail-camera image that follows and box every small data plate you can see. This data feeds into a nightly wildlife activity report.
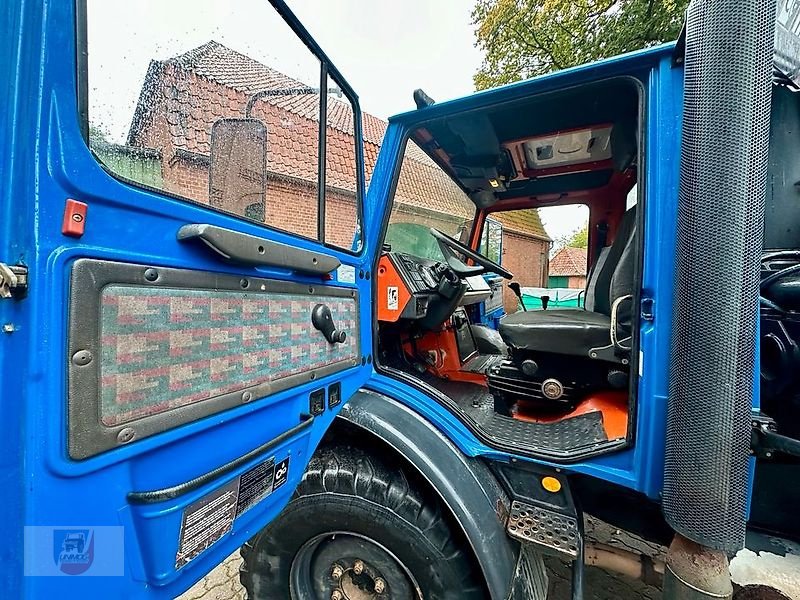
[507,500,579,559]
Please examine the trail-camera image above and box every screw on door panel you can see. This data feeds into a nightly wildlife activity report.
[117,428,135,444]
[72,350,93,366]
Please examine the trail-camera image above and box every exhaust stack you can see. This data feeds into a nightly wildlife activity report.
[664,0,775,558]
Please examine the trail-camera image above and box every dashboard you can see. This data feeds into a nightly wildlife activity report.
[396,253,442,291]
[377,252,491,326]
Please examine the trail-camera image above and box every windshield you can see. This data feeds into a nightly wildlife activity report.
[386,138,475,261]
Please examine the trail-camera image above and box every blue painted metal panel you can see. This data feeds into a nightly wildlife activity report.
[389,44,676,127]
[632,56,684,499]
[3,0,766,591]
[367,47,684,501]
[2,0,374,597]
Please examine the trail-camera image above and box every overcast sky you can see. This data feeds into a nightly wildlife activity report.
[285,0,590,243]
[86,0,587,242]
[285,0,484,118]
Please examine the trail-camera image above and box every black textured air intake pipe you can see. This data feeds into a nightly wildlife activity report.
[663,0,776,554]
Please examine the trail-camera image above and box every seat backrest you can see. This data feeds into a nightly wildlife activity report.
[584,206,637,317]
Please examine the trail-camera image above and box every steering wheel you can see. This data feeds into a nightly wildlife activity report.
[430,228,514,280]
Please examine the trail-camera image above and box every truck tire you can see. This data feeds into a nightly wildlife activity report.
[240,444,485,600]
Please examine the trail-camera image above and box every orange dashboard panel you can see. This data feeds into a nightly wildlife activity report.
[377,255,412,322]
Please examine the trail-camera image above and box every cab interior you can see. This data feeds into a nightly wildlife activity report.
[376,78,643,460]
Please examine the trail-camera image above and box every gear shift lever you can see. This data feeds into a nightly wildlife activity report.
[508,282,527,312]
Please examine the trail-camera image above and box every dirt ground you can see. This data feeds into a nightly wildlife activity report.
[175,516,665,600]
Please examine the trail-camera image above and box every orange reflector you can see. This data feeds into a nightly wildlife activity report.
[541,476,561,493]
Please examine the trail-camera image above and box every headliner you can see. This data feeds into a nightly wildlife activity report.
[410,77,641,209]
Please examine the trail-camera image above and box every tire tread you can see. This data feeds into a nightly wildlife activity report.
[240,444,484,599]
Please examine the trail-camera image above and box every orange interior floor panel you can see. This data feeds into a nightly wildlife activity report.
[402,326,488,386]
[512,389,629,440]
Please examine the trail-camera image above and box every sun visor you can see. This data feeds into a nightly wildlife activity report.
[470,189,500,209]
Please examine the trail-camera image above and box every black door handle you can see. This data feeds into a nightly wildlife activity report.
[312,304,347,344]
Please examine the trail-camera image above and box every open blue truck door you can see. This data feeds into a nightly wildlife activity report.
[473,218,506,328]
[0,0,374,596]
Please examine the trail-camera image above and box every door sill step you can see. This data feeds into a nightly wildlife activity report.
[508,499,580,559]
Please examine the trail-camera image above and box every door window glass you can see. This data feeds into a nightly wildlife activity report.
[84,0,361,250]
[324,75,361,250]
[479,218,503,264]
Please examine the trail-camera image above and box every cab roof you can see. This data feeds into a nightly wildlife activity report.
[389,43,675,209]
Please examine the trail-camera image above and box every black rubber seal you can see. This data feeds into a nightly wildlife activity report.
[127,413,314,504]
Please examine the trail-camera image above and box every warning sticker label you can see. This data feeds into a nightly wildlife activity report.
[273,457,290,491]
[235,457,276,517]
[175,478,239,569]
[387,286,399,310]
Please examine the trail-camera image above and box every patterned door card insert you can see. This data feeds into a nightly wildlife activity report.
[100,286,358,426]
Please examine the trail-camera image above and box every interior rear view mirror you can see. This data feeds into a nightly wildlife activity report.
[209,118,267,222]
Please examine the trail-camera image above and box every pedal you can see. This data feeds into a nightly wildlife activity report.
[507,499,580,558]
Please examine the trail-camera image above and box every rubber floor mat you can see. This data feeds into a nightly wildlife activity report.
[417,371,608,455]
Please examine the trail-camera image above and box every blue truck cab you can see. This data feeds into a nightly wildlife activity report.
[2,1,800,599]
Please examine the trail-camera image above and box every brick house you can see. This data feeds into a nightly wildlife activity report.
[548,246,588,289]
[125,41,549,300]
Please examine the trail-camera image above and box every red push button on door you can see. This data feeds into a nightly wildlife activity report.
[62,199,87,237]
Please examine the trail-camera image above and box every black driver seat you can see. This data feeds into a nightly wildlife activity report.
[498,206,637,359]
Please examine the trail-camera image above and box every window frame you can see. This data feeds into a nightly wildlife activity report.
[75,0,366,256]
[478,216,503,265]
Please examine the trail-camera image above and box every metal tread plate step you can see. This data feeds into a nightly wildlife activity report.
[476,410,606,452]
[507,500,580,559]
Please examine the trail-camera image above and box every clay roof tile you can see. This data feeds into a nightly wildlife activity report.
[549,246,588,276]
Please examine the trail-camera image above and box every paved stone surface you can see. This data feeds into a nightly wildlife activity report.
[176,552,245,600]
[176,516,664,600]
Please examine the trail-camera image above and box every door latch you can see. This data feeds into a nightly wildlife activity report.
[0,263,28,299]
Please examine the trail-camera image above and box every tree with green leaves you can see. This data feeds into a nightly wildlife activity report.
[551,224,588,256]
[472,0,689,90]
[566,225,588,248]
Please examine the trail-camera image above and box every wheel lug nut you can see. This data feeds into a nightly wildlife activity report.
[331,564,343,580]
[331,591,342,600]
[353,559,364,575]
[374,577,386,594]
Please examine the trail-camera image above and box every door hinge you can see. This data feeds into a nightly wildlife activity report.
[0,263,28,299]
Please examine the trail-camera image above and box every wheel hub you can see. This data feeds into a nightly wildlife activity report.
[330,557,387,599]
[290,532,420,600]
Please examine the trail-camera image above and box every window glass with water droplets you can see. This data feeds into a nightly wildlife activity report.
[85,0,361,250]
